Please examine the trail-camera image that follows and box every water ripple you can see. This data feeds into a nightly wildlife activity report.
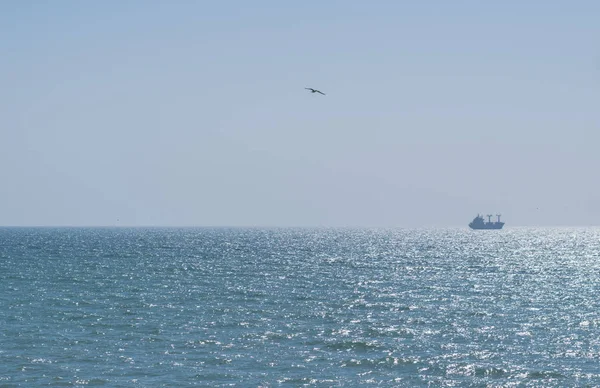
[1,227,600,386]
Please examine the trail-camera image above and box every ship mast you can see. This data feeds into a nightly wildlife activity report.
[486,214,492,223]
[496,214,501,223]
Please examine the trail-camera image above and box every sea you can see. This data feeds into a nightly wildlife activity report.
[1,227,600,387]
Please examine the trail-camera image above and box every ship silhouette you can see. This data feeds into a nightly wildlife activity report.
[469,214,504,230]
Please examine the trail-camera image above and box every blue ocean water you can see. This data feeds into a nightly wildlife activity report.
[1,227,600,386]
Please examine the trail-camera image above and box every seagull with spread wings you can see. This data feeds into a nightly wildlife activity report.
[305,87,325,95]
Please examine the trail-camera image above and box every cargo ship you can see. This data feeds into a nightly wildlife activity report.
[469,214,504,230]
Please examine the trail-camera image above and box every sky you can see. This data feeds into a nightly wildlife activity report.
[1,1,598,227]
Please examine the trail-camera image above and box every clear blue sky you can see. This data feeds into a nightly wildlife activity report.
[1,1,598,226]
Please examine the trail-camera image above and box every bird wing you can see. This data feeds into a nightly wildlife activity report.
[317,90,325,95]
[305,88,314,91]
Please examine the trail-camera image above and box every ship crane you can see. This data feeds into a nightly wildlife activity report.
[487,214,493,223]
[496,214,502,223]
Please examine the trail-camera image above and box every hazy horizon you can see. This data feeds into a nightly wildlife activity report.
[2,1,598,227]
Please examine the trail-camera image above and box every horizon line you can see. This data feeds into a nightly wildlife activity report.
[1,225,599,229]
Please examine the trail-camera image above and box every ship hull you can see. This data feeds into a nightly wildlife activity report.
[469,223,504,230]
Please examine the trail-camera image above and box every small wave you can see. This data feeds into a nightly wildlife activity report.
[341,356,421,368]
[31,358,53,364]
[473,366,508,377]
[366,326,416,338]
[325,339,384,352]
[526,370,565,379]
[275,375,342,385]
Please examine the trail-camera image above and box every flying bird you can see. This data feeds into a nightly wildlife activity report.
[305,88,325,95]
